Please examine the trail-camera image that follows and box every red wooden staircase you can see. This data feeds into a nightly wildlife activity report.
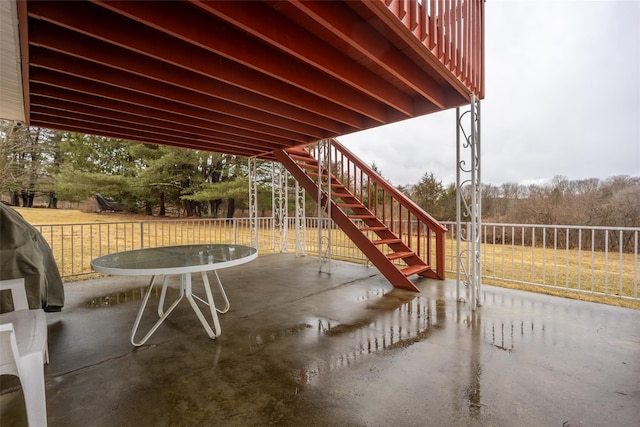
[274,139,447,292]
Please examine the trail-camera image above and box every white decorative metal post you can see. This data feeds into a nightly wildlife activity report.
[295,180,307,257]
[317,139,332,274]
[456,95,482,309]
[248,156,259,251]
[271,162,288,253]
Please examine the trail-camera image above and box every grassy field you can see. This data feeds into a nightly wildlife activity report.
[14,206,156,224]
[13,207,640,310]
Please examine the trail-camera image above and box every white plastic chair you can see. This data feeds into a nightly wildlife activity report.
[0,278,49,427]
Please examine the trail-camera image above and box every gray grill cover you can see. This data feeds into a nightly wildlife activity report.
[0,203,64,312]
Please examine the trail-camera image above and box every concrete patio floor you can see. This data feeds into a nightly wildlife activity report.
[2,253,639,426]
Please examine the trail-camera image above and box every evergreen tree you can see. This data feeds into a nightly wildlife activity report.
[54,133,141,209]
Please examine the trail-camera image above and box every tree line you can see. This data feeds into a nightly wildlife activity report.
[401,172,640,253]
[1,120,277,217]
[402,171,639,228]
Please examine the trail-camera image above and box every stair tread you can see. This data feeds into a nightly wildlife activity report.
[333,192,356,199]
[337,203,365,208]
[360,226,388,231]
[288,153,315,161]
[349,214,376,219]
[386,251,414,260]
[285,146,309,153]
[373,238,402,245]
[401,265,431,277]
[291,159,317,167]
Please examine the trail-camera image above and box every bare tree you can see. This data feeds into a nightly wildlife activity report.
[0,120,56,206]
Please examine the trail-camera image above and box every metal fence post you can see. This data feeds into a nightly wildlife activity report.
[233,218,237,245]
[248,156,259,251]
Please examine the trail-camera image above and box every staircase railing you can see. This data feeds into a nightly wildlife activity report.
[309,138,447,279]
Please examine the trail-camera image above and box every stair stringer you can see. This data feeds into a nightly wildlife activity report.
[274,149,421,292]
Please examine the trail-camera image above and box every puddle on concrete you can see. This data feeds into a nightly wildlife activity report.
[84,286,179,308]
[277,287,556,388]
[483,320,546,354]
[486,322,515,353]
[293,286,553,389]
[248,323,314,354]
[290,292,453,384]
[355,287,388,301]
[465,364,484,418]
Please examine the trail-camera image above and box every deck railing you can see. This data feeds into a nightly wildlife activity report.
[376,0,485,98]
[443,222,639,302]
[32,218,639,303]
[33,218,272,278]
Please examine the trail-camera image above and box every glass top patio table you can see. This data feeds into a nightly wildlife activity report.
[91,244,257,276]
[91,244,257,346]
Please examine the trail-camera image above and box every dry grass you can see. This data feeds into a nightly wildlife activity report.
[15,207,157,224]
[479,241,639,310]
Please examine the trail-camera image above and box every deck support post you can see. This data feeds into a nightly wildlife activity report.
[272,162,289,253]
[317,139,332,274]
[249,156,259,251]
[456,95,482,309]
[295,180,307,257]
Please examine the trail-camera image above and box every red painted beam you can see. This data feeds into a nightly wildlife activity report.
[31,114,264,157]
[28,77,315,145]
[28,18,363,133]
[192,0,416,116]
[91,0,390,123]
[28,53,328,141]
[28,29,345,135]
[285,1,447,110]
[30,97,290,152]
[31,109,264,153]
[30,94,294,148]
[29,0,390,124]
[29,86,305,146]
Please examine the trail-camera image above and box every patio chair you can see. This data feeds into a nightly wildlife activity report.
[0,278,49,427]
[95,193,124,212]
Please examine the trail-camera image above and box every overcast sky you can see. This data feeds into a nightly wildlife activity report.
[339,0,640,187]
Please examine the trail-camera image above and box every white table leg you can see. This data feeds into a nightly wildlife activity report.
[192,271,230,314]
[130,275,184,346]
[132,270,229,345]
[157,275,171,317]
[185,273,221,339]
[210,270,230,314]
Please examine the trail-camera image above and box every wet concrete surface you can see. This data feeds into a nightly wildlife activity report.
[1,253,639,426]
